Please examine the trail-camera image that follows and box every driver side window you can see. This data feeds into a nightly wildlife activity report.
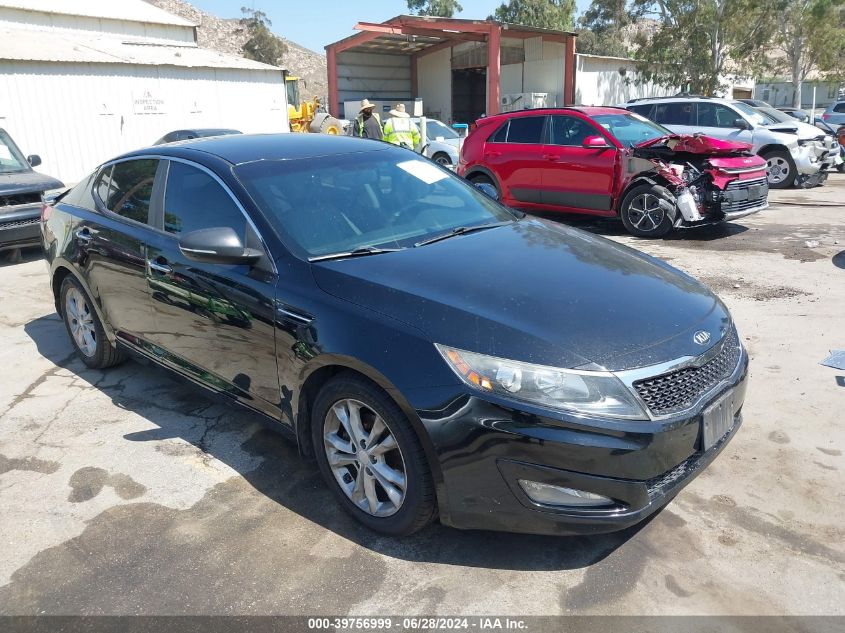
[163,162,246,239]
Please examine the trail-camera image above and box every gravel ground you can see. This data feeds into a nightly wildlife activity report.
[0,174,842,616]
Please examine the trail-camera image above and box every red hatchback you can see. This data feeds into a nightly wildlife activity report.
[457,107,768,237]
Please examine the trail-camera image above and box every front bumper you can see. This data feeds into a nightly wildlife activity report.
[418,345,749,535]
[0,204,41,251]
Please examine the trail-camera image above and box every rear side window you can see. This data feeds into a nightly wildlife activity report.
[697,103,740,127]
[503,116,545,144]
[627,104,653,118]
[653,102,694,125]
[490,122,509,143]
[834,103,845,113]
[95,159,158,224]
[61,173,96,211]
[163,161,245,238]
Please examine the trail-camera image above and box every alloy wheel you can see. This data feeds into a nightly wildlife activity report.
[434,155,451,166]
[766,156,791,185]
[65,287,97,357]
[323,398,407,517]
[628,193,665,232]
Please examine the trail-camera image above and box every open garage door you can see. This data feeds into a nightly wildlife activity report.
[452,68,487,124]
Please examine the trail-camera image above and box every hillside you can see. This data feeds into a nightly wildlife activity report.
[144,0,328,100]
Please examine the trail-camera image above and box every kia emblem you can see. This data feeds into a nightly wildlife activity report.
[693,330,711,345]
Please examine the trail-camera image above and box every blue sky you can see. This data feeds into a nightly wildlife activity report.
[190,0,592,53]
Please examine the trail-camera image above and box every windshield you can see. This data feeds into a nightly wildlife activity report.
[235,150,516,258]
[424,120,459,140]
[732,101,775,126]
[755,107,793,123]
[592,113,672,147]
[0,130,30,174]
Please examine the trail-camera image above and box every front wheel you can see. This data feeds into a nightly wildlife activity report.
[311,373,436,536]
[762,149,797,189]
[60,276,124,369]
[619,183,675,238]
[432,152,452,166]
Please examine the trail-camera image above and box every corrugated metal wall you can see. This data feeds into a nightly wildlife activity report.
[575,55,677,107]
[0,61,289,184]
[336,51,411,117]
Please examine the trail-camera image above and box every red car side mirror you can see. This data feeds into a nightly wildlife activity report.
[583,135,609,149]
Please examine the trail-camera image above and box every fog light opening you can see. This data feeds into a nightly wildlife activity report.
[518,479,614,508]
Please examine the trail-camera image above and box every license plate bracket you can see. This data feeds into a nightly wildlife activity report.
[701,390,736,450]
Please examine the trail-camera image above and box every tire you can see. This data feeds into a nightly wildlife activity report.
[318,116,343,135]
[837,163,845,174]
[619,183,676,238]
[311,372,436,536]
[60,276,124,369]
[432,152,452,166]
[469,173,500,197]
[762,149,797,189]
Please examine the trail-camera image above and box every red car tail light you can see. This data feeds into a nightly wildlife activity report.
[40,203,52,222]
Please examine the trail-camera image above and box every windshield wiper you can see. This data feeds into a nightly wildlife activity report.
[414,222,511,248]
[308,246,403,262]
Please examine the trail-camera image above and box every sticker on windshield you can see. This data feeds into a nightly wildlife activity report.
[397,159,448,184]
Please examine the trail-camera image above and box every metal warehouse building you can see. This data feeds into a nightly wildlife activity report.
[0,0,289,184]
[326,15,577,124]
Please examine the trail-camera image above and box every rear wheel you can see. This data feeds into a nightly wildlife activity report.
[60,276,124,369]
[432,152,452,166]
[762,149,796,189]
[620,183,675,238]
[311,373,436,535]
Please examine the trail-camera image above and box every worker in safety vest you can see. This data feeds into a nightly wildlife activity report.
[350,99,383,140]
[382,103,420,150]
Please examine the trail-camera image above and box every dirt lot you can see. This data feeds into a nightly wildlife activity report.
[0,175,843,616]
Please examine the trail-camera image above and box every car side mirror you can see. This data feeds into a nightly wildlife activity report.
[178,227,262,265]
[473,182,499,201]
[583,135,609,149]
[27,155,42,167]
[733,119,750,130]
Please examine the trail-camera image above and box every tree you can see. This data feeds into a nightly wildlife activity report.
[492,0,576,30]
[578,0,633,56]
[406,0,463,17]
[631,0,777,96]
[240,7,287,67]
[768,0,845,107]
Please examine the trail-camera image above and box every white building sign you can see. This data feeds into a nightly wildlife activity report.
[132,90,167,114]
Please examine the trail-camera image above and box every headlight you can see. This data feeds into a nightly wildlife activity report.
[435,345,647,420]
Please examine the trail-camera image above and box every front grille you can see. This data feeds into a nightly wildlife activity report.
[633,329,741,416]
[1,192,41,207]
[0,217,39,229]
[721,177,768,213]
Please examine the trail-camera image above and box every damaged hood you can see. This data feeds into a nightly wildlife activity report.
[312,219,730,372]
[635,134,752,155]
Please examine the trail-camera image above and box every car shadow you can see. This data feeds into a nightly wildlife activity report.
[531,212,750,242]
[0,246,42,267]
[23,314,650,572]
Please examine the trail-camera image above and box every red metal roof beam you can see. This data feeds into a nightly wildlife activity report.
[353,22,486,42]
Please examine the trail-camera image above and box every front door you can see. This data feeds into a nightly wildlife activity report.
[144,160,281,419]
[484,115,547,207]
[541,115,617,215]
[694,102,755,145]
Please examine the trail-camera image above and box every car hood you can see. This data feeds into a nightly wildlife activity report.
[636,134,752,155]
[312,219,731,372]
[0,170,63,195]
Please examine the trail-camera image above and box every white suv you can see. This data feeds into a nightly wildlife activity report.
[624,96,829,188]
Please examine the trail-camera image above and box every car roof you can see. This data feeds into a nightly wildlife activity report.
[483,106,629,122]
[128,133,391,165]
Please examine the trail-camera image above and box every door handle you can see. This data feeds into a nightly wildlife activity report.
[542,154,559,161]
[484,151,502,159]
[75,228,95,244]
[147,259,173,275]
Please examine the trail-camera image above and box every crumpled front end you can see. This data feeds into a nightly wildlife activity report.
[629,138,769,228]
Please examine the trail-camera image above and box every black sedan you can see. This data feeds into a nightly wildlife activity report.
[41,135,747,536]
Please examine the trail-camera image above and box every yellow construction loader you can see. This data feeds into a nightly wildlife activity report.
[285,73,343,135]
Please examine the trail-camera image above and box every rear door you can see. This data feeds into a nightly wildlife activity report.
[650,101,696,135]
[75,158,160,339]
[540,114,617,215]
[483,115,547,207]
[143,159,281,418]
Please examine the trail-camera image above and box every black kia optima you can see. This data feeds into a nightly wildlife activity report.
[41,134,747,536]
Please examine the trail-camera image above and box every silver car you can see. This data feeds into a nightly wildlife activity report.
[411,118,463,167]
[821,101,845,127]
[625,96,829,188]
